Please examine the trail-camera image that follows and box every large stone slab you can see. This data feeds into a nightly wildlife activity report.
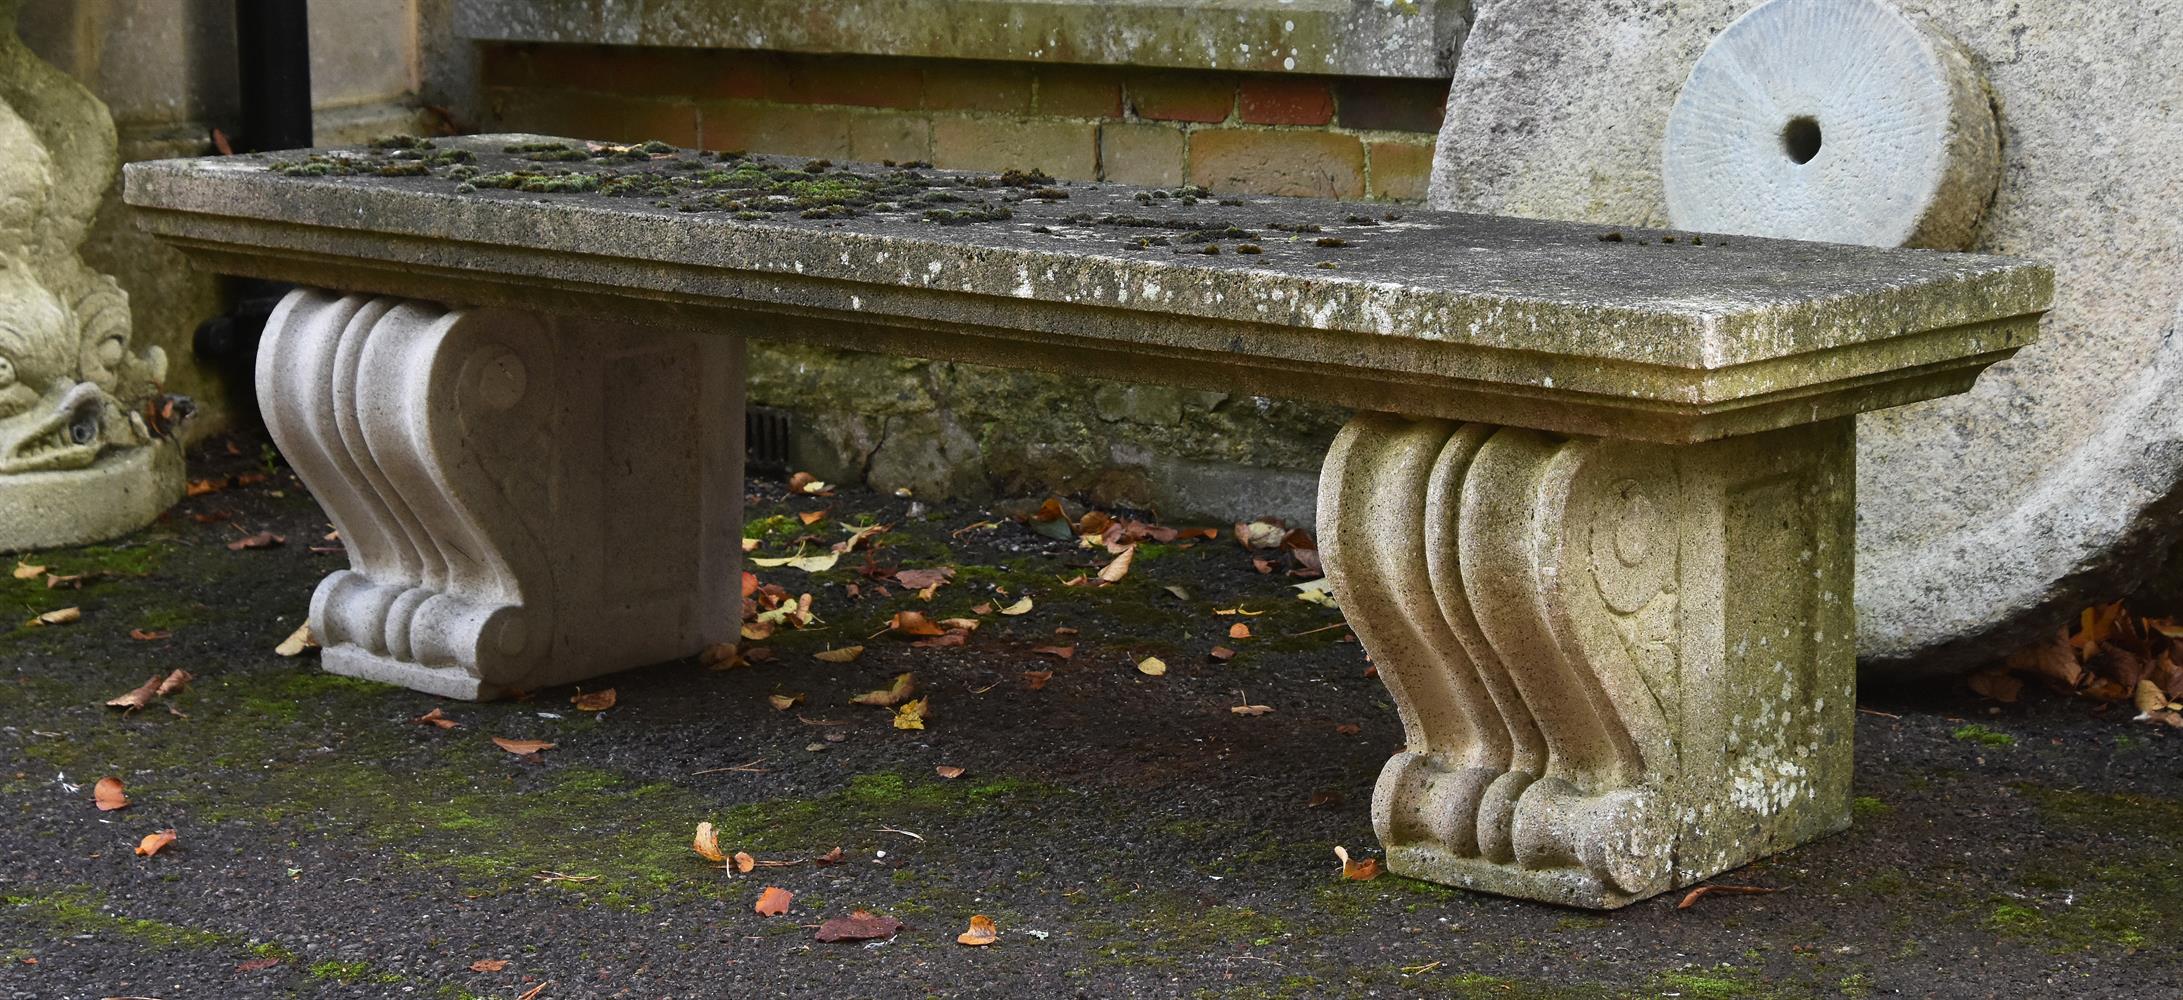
[124,136,2048,445]
[1429,0,2183,672]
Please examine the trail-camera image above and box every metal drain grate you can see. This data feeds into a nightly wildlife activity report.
[744,405,794,475]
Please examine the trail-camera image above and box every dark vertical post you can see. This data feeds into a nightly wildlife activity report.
[233,0,312,151]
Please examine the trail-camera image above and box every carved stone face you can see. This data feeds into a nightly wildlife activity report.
[0,263,128,472]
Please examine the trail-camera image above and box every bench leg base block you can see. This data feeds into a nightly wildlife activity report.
[1322,413,1857,908]
[260,289,744,700]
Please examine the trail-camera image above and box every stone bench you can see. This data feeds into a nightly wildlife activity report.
[123,134,2050,908]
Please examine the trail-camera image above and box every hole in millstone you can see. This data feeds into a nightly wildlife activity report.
[1781,116,1823,165]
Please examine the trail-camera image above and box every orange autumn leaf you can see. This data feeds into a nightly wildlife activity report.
[94,776,130,812]
[1032,645,1075,661]
[754,886,793,916]
[692,821,726,863]
[469,959,509,973]
[1228,622,1252,640]
[413,707,460,730]
[888,610,945,637]
[571,688,617,712]
[1333,845,1380,881]
[1022,670,1053,690]
[104,674,162,711]
[733,851,756,874]
[135,829,177,857]
[129,628,170,641]
[935,764,966,779]
[492,737,556,755]
[155,669,193,697]
[957,913,999,946]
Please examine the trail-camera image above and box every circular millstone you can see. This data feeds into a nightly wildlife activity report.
[1661,0,1998,250]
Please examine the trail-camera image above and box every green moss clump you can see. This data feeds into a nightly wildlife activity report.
[1950,724,2015,747]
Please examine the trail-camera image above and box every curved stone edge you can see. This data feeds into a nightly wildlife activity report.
[0,440,185,552]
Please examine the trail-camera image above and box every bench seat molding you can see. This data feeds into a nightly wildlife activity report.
[124,135,2051,908]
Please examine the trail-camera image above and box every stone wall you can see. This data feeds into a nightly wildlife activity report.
[476,41,1452,519]
[15,0,458,442]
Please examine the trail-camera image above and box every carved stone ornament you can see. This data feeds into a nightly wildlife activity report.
[0,1,186,550]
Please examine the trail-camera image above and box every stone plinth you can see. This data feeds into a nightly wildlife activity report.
[126,136,2047,905]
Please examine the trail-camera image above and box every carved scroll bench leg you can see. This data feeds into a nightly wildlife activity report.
[1320,412,1856,908]
[258,289,743,700]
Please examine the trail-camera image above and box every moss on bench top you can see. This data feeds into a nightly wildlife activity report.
[124,134,2051,442]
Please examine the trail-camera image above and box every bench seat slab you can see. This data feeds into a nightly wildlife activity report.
[1320,413,1854,908]
[259,290,744,699]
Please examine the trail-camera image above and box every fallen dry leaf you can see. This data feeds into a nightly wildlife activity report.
[733,851,756,874]
[798,510,828,526]
[1228,622,1252,640]
[517,981,549,1000]
[227,530,285,551]
[754,886,794,916]
[469,959,509,973]
[492,737,556,755]
[851,673,917,707]
[413,707,460,730]
[135,829,177,857]
[156,669,193,697]
[999,596,1034,616]
[94,776,130,812]
[912,630,969,649]
[571,688,617,712]
[105,674,162,711]
[31,607,80,627]
[1136,656,1167,677]
[894,567,954,590]
[749,547,839,573]
[788,471,832,496]
[1163,585,1190,600]
[692,821,725,862]
[129,628,170,642]
[237,956,282,972]
[814,645,865,663]
[1294,578,1337,607]
[816,846,846,866]
[935,764,966,779]
[816,909,904,943]
[274,623,316,657]
[1333,845,1379,881]
[186,478,223,497]
[1677,884,1780,909]
[1023,670,1053,690]
[1231,702,1274,716]
[893,697,929,730]
[1967,669,2021,703]
[832,522,888,554]
[700,641,743,669]
[2134,678,2172,716]
[938,618,982,632]
[11,560,45,580]
[1097,545,1136,584]
[889,611,946,637]
[1032,645,1075,661]
[957,913,999,946]
[1209,646,1236,662]
[768,692,805,711]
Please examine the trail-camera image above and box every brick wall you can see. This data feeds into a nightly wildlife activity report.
[478,44,1446,201]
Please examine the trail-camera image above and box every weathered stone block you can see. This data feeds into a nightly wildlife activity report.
[1321,414,1854,907]
[256,290,743,700]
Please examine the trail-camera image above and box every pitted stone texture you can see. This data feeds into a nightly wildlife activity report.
[1662,0,1998,251]
[1321,412,1855,908]
[1429,0,2183,672]
[257,290,744,700]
